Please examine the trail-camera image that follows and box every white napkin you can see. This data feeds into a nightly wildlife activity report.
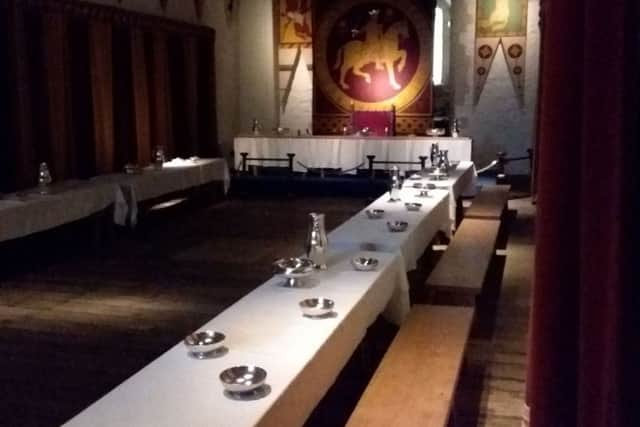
[113,185,128,226]
[113,184,138,228]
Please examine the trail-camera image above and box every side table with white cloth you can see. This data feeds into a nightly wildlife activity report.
[90,158,231,227]
[64,249,409,427]
[0,180,114,243]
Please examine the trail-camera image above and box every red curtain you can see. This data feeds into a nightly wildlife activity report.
[527,0,638,426]
[0,0,219,192]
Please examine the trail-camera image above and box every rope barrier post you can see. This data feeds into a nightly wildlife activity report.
[497,151,507,184]
[287,153,295,175]
[419,156,427,170]
[367,155,376,179]
[240,152,248,173]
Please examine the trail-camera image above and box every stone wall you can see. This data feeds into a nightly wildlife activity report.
[450,0,540,174]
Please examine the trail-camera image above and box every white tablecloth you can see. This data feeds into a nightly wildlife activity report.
[0,158,230,241]
[329,190,450,271]
[402,161,477,226]
[234,136,472,172]
[64,250,409,427]
[0,181,114,243]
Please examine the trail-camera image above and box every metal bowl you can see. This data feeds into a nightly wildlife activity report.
[299,298,335,317]
[184,331,225,357]
[273,257,315,277]
[219,366,267,393]
[365,209,385,219]
[411,182,423,189]
[273,257,315,287]
[405,202,422,211]
[426,128,446,136]
[408,173,422,180]
[387,221,409,232]
[351,257,379,271]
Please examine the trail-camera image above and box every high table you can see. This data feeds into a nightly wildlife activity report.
[0,158,230,242]
[234,135,472,172]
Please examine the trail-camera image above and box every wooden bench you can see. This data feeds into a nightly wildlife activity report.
[346,305,475,427]
[425,218,501,306]
[465,184,511,220]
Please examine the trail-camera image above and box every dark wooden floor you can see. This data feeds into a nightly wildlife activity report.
[0,196,369,427]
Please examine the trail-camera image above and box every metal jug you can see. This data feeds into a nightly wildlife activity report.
[252,118,262,135]
[152,146,165,170]
[38,162,52,194]
[450,118,460,138]
[305,212,328,269]
[438,150,450,176]
[430,143,440,168]
[389,166,402,202]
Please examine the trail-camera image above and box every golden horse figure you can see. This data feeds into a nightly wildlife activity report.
[333,20,410,91]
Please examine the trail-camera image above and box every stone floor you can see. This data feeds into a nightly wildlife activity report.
[0,194,535,427]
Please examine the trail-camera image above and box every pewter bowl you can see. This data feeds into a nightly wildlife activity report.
[426,128,446,136]
[184,330,225,358]
[405,202,422,211]
[273,257,315,287]
[365,209,385,219]
[412,182,424,189]
[426,183,437,190]
[387,221,408,232]
[299,298,335,317]
[352,257,379,271]
[219,365,267,393]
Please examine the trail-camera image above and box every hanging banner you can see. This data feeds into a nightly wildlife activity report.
[474,0,527,106]
[313,0,433,135]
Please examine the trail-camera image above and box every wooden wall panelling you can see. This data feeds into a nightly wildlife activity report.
[112,22,135,170]
[89,19,115,174]
[131,28,152,166]
[43,11,73,180]
[151,31,174,158]
[182,35,199,157]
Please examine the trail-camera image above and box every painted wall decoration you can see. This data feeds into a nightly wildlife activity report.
[279,0,312,47]
[313,0,434,135]
[474,0,527,106]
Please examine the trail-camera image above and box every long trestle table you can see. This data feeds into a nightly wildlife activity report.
[63,162,476,427]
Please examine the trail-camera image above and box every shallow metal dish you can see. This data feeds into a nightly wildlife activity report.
[365,209,385,219]
[411,182,423,189]
[219,366,267,393]
[184,331,225,358]
[124,163,142,174]
[387,221,409,232]
[299,298,335,317]
[273,257,315,287]
[273,257,315,277]
[405,202,422,211]
[352,257,379,271]
[408,173,422,180]
[426,128,446,136]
